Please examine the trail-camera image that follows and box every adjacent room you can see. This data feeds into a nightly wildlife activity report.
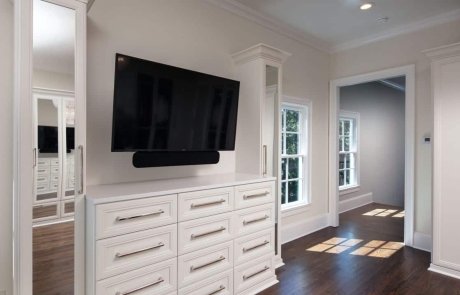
[2,0,460,294]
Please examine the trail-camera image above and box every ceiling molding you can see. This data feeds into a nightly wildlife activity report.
[232,43,292,66]
[332,8,460,53]
[205,0,332,53]
[423,42,460,60]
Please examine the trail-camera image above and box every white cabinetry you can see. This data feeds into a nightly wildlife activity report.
[86,173,278,295]
[424,42,460,279]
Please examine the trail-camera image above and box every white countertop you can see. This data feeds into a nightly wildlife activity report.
[86,173,276,204]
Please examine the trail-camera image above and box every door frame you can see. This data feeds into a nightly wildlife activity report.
[328,65,415,247]
[13,0,87,294]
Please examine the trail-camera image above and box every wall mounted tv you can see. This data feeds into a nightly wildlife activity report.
[111,53,240,152]
[38,126,75,153]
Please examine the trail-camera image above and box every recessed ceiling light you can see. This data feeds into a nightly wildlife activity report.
[360,2,374,10]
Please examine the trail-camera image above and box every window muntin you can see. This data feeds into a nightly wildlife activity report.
[339,115,358,189]
[281,104,308,208]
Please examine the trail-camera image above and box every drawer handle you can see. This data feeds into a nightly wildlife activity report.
[243,215,269,225]
[115,277,164,295]
[37,178,46,181]
[191,199,225,208]
[243,265,269,280]
[37,186,45,190]
[38,170,46,173]
[116,242,164,258]
[243,240,269,252]
[191,226,226,239]
[116,209,164,221]
[190,255,225,271]
[243,191,269,199]
[208,285,225,295]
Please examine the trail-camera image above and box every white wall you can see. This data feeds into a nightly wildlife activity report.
[331,19,460,235]
[0,0,13,293]
[33,68,74,91]
[86,0,330,227]
[340,82,405,207]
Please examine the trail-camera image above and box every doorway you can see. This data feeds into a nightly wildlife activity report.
[329,65,415,247]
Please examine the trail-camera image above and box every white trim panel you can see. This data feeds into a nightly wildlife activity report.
[339,193,373,214]
[281,213,329,244]
[413,232,432,253]
[429,264,460,280]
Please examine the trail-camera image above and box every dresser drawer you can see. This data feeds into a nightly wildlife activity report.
[36,174,50,183]
[67,179,75,189]
[178,269,233,295]
[68,164,75,172]
[33,202,59,221]
[178,187,234,222]
[37,166,50,175]
[50,174,59,182]
[234,181,275,210]
[96,224,177,280]
[95,194,177,240]
[234,228,275,266]
[61,200,75,217]
[234,253,275,294]
[51,166,59,174]
[96,258,177,295]
[178,241,233,288]
[178,212,234,255]
[51,158,59,166]
[37,158,50,166]
[50,181,58,190]
[234,203,275,238]
[36,183,50,192]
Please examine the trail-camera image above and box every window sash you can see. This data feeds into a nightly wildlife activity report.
[339,116,358,188]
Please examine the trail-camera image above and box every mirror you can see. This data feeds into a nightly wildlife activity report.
[33,0,76,293]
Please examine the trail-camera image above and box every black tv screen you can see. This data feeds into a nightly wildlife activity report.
[111,54,240,152]
[38,126,75,152]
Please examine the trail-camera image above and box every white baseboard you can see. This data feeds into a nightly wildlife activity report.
[281,213,329,244]
[429,263,460,280]
[413,232,432,252]
[339,192,373,214]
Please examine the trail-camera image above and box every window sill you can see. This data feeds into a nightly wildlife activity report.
[339,185,360,196]
[281,202,311,218]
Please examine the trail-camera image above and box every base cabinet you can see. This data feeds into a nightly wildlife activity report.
[86,175,278,295]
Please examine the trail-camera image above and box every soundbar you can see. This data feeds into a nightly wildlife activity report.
[132,151,220,168]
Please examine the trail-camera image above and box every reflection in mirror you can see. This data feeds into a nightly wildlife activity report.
[33,0,76,294]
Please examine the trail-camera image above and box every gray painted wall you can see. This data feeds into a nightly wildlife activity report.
[340,81,405,207]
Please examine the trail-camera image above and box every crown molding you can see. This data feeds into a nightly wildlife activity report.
[332,8,460,53]
[423,42,460,60]
[232,43,291,66]
[205,0,331,53]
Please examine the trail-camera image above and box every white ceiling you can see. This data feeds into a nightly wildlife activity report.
[33,0,75,74]
[231,0,460,52]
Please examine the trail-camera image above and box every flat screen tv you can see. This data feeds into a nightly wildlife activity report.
[38,126,75,153]
[111,53,240,152]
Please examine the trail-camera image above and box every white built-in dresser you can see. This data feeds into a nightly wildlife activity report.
[86,173,279,295]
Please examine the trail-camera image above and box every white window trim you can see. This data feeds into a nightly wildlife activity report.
[281,96,311,217]
[339,110,360,192]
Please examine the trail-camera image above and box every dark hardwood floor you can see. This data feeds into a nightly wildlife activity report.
[33,221,74,295]
[260,203,460,295]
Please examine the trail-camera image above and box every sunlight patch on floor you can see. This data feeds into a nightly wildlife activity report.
[363,209,404,218]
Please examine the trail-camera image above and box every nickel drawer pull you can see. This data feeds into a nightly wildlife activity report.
[116,209,164,221]
[243,265,269,280]
[208,285,225,295]
[190,255,225,271]
[37,177,46,181]
[243,191,269,199]
[115,277,163,295]
[243,240,269,252]
[191,226,226,239]
[243,215,269,225]
[38,169,47,173]
[116,242,164,258]
[191,199,225,208]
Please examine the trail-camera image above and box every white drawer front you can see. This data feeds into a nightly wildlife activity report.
[37,166,50,175]
[51,166,59,174]
[96,194,177,240]
[178,269,233,295]
[234,203,275,238]
[51,159,59,166]
[234,253,275,294]
[67,179,75,189]
[178,213,234,255]
[50,181,58,190]
[234,228,275,266]
[37,158,50,166]
[68,171,75,179]
[96,224,177,280]
[36,174,50,183]
[96,258,177,295]
[234,181,275,210]
[178,187,234,222]
[68,164,75,172]
[50,174,59,182]
[178,241,233,289]
[36,183,50,192]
